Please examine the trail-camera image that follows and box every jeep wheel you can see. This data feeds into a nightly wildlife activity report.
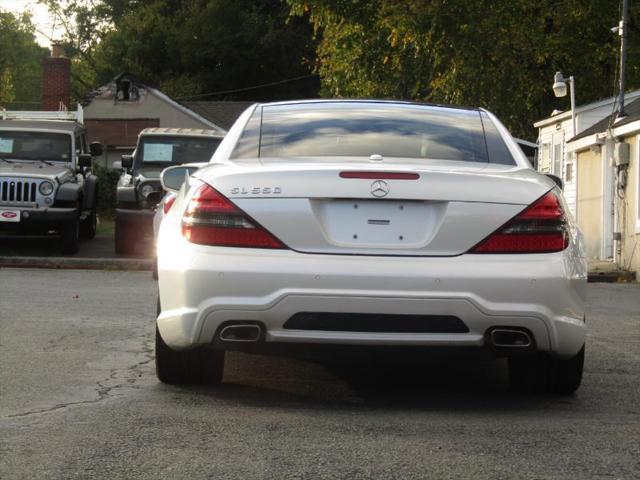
[60,219,80,254]
[80,209,97,240]
[508,345,584,395]
[114,219,133,255]
[155,297,225,385]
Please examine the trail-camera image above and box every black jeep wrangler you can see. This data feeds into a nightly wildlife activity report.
[0,116,103,254]
[114,127,224,254]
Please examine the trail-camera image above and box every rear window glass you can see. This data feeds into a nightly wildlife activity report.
[480,112,516,165]
[230,102,515,165]
[138,136,222,166]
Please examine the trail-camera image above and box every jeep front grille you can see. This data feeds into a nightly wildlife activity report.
[0,177,39,204]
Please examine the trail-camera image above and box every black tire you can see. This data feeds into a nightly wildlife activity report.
[60,218,80,254]
[509,345,584,395]
[114,219,133,255]
[80,209,97,240]
[155,297,225,385]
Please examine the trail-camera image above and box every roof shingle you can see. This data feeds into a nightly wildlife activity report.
[181,101,255,130]
[569,96,640,142]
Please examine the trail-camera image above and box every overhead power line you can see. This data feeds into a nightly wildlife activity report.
[176,74,318,100]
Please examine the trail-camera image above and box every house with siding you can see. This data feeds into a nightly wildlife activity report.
[533,90,640,218]
[82,73,228,168]
[566,98,640,278]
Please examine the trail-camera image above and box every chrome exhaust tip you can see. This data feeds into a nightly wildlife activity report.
[490,329,532,348]
[219,324,263,342]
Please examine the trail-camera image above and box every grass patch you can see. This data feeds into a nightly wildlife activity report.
[97,216,115,236]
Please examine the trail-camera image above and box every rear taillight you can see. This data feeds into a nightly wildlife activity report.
[470,191,569,254]
[162,193,176,214]
[181,183,286,249]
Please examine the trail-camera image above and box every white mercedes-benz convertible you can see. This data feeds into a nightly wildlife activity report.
[156,100,587,394]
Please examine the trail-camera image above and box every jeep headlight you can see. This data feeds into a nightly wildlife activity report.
[39,181,54,196]
[140,184,156,198]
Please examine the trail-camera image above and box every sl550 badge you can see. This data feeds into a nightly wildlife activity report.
[231,187,282,195]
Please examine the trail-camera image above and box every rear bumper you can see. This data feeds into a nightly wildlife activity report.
[157,241,587,358]
[0,206,77,233]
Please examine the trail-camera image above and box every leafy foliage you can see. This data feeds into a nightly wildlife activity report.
[0,10,48,108]
[288,0,640,138]
[41,0,319,102]
[92,163,120,217]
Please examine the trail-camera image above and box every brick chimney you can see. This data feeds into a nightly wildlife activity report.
[42,41,70,111]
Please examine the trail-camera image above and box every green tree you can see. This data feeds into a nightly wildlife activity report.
[288,0,639,139]
[42,0,318,102]
[0,10,48,108]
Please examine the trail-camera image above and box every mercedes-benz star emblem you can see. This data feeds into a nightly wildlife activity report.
[370,180,389,198]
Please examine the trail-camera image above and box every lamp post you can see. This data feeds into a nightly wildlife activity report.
[552,71,576,137]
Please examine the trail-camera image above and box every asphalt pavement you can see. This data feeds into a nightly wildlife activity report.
[0,269,639,479]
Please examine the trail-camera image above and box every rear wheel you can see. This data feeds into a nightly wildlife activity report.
[155,297,225,385]
[60,218,80,254]
[80,208,97,240]
[509,346,584,395]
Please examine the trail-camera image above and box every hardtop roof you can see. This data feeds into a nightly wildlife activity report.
[139,127,225,138]
[0,119,83,134]
[257,98,480,112]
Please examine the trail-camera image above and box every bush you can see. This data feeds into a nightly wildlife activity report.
[92,164,120,218]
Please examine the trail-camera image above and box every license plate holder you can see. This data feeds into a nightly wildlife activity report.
[0,208,21,222]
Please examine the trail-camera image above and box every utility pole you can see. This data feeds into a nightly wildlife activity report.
[617,0,629,117]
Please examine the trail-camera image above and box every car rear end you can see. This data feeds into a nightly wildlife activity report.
[156,101,587,393]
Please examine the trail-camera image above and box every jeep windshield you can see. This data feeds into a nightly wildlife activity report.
[0,131,72,162]
[137,136,221,166]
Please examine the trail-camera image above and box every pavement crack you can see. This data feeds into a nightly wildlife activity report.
[4,334,156,420]
[5,397,108,419]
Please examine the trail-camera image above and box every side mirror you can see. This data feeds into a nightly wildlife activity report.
[89,141,103,157]
[545,173,564,190]
[121,154,133,169]
[78,153,92,168]
[161,165,201,192]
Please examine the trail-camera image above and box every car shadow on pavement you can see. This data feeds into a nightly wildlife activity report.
[164,352,579,413]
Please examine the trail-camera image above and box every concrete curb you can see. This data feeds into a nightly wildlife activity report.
[0,256,152,271]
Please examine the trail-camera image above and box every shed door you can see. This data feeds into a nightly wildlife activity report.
[577,150,602,259]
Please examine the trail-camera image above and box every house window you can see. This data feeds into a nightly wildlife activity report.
[553,143,562,176]
[565,161,573,183]
[539,143,551,172]
[116,79,139,102]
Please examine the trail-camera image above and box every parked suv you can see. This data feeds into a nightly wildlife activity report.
[0,109,103,254]
[115,128,225,254]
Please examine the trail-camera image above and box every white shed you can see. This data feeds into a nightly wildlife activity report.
[533,90,640,217]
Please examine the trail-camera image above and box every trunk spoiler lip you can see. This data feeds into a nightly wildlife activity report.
[196,158,528,179]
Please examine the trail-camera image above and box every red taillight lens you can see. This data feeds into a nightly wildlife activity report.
[181,183,286,249]
[470,191,569,254]
[162,193,176,214]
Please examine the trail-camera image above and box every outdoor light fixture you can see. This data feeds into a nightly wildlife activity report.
[552,71,576,137]
[552,72,568,98]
